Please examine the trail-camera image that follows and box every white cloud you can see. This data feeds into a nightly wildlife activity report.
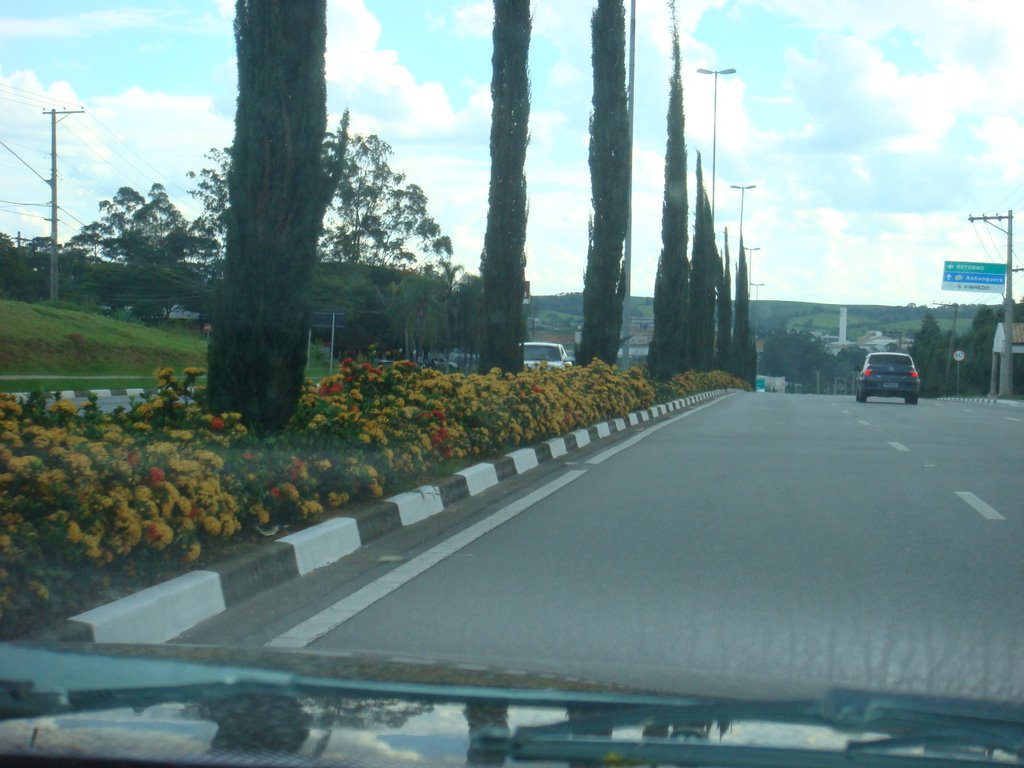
[0,68,232,240]
[324,0,489,144]
[0,9,172,38]
[974,116,1024,182]
[452,1,491,38]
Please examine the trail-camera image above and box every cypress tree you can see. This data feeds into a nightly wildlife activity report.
[716,227,732,371]
[733,233,754,384]
[687,153,717,371]
[207,0,338,434]
[480,0,531,372]
[648,4,688,381]
[578,0,630,366]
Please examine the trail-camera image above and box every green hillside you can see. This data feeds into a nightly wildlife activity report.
[531,294,975,339]
[0,301,207,388]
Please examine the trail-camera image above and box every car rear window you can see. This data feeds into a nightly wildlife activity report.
[525,345,561,361]
[867,354,913,367]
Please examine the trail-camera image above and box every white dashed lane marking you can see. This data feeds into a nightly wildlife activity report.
[888,442,909,452]
[858,420,871,426]
[955,491,1005,521]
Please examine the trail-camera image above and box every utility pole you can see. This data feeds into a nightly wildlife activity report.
[968,211,1013,398]
[45,108,84,301]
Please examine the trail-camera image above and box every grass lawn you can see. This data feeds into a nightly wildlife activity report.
[0,301,207,392]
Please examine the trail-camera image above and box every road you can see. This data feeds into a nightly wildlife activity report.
[181,393,1024,700]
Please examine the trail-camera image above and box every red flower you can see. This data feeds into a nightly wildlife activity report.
[209,416,226,431]
[269,486,282,498]
[148,467,166,486]
[242,451,256,461]
[145,523,160,543]
[531,384,542,394]
[189,505,201,520]
[126,451,141,467]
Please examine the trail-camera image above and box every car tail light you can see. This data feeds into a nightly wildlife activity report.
[909,370,919,378]
[863,368,873,376]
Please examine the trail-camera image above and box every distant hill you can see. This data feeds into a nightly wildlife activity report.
[530,293,975,342]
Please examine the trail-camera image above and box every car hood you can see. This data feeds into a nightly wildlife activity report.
[2,643,1023,767]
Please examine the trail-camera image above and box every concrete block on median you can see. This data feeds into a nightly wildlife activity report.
[595,422,611,438]
[281,517,361,576]
[389,485,445,527]
[571,428,591,448]
[457,462,500,496]
[506,448,539,475]
[613,418,626,431]
[545,437,568,458]
[72,570,225,644]
[628,413,639,426]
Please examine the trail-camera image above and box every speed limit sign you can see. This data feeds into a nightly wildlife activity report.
[953,350,965,362]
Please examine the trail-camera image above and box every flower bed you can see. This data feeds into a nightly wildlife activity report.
[0,360,746,638]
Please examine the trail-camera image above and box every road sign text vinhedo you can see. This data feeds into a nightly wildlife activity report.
[941,261,1006,293]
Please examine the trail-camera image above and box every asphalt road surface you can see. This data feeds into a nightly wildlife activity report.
[182,393,1024,700]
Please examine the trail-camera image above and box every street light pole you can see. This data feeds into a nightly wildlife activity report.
[697,67,736,221]
[743,245,760,286]
[730,184,755,243]
[751,281,765,378]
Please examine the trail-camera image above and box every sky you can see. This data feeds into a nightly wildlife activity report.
[1,0,1022,307]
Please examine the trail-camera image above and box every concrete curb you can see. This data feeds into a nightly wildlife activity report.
[938,396,1023,407]
[8,388,153,401]
[55,389,730,644]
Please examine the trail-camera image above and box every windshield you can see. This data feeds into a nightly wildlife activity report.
[2,1,1023,765]
[524,344,561,361]
[866,355,913,368]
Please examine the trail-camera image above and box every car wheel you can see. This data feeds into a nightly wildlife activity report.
[905,395,918,405]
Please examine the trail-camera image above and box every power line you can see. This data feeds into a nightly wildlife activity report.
[87,112,200,211]
[0,138,49,184]
[0,82,82,111]
[61,120,202,220]
[0,199,49,207]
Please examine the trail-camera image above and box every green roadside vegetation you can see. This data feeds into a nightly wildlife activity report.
[0,300,207,392]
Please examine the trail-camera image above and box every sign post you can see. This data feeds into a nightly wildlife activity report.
[954,349,965,395]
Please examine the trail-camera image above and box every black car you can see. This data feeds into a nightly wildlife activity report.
[856,352,920,404]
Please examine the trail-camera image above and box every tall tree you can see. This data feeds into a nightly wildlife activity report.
[578,0,630,366]
[479,0,531,372]
[208,0,340,434]
[716,227,733,370]
[687,153,717,370]
[647,4,688,380]
[733,233,755,383]
[322,125,452,268]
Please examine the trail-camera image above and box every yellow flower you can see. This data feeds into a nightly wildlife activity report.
[46,399,78,415]
[183,367,206,377]
[185,542,202,562]
[28,580,49,601]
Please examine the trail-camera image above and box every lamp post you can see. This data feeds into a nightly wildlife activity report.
[730,184,755,242]
[751,281,765,376]
[696,67,736,221]
[743,245,760,286]
[750,282,765,338]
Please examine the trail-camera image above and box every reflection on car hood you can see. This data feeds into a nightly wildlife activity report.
[2,643,1023,767]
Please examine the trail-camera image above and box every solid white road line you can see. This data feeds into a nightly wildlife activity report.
[267,470,589,649]
[888,442,909,452]
[586,394,734,466]
[955,491,1006,521]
